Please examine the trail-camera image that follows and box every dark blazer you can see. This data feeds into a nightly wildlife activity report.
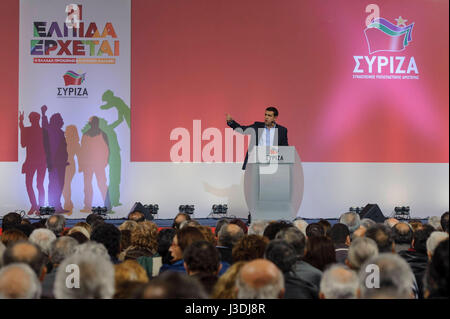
[227,120,289,170]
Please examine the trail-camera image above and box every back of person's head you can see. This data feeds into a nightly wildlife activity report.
[319,264,359,299]
[359,253,415,299]
[73,222,92,235]
[232,235,269,263]
[73,241,110,260]
[329,223,350,245]
[292,219,308,236]
[408,220,424,232]
[230,218,248,234]
[1,229,28,247]
[264,240,297,273]
[347,237,379,271]
[0,263,41,299]
[236,259,284,299]
[211,261,247,299]
[197,225,216,245]
[119,220,138,232]
[177,226,206,252]
[45,215,66,236]
[179,220,200,229]
[365,224,394,253]
[172,212,191,230]
[263,221,292,240]
[86,213,104,226]
[183,241,221,275]
[318,219,332,236]
[29,228,57,256]
[275,226,306,259]
[339,212,361,234]
[114,260,149,289]
[137,271,208,299]
[1,212,22,232]
[218,223,244,248]
[128,211,145,223]
[360,218,376,230]
[392,222,413,245]
[412,226,435,254]
[68,231,89,244]
[441,211,449,233]
[130,223,158,254]
[426,231,449,258]
[248,220,269,236]
[384,218,399,228]
[303,236,336,271]
[54,252,115,299]
[305,223,325,238]
[214,218,230,237]
[424,239,449,298]
[67,226,91,240]
[428,216,443,231]
[3,241,46,279]
[11,223,35,237]
[90,223,121,259]
[50,236,78,265]
[157,228,176,264]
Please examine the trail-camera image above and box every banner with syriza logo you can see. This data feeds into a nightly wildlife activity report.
[18,0,131,218]
[353,5,419,80]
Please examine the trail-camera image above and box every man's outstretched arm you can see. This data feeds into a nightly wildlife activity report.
[225,113,255,134]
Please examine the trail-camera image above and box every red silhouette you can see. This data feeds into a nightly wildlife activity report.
[62,125,81,214]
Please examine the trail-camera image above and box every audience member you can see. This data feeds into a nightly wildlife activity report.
[319,264,359,299]
[45,215,66,237]
[248,220,269,236]
[3,241,47,281]
[440,211,449,233]
[211,261,247,299]
[263,221,292,240]
[29,228,57,256]
[172,212,191,230]
[68,231,89,244]
[329,223,350,264]
[217,223,244,264]
[90,223,121,264]
[346,237,378,271]
[392,222,413,253]
[230,218,248,234]
[365,224,395,253]
[426,231,449,260]
[292,219,308,236]
[1,229,28,247]
[1,212,22,232]
[305,223,325,238]
[0,263,41,299]
[318,219,331,236]
[122,223,157,260]
[423,239,449,298]
[303,236,336,272]
[128,211,145,223]
[114,260,149,298]
[232,235,269,263]
[428,216,443,231]
[384,217,399,228]
[339,212,361,234]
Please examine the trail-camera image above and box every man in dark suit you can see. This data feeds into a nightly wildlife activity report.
[226,106,288,170]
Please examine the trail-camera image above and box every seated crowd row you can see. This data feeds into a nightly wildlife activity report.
[0,210,448,299]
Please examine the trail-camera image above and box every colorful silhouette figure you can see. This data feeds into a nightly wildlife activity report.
[62,125,81,214]
[41,105,69,213]
[79,116,109,212]
[100,90,130,128]
[19,111,47,215]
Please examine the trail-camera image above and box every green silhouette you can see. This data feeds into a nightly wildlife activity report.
[100,90,130,129]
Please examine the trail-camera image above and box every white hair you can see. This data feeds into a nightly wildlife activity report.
[427,216,442,231]
[73,241,110,261]
[320,264,359,299]
[29,228,57,256]
[236,269,284,299]
[50,236,79,265]
[339,212,361,233]
[360,218,376,230]
[293,219,308,236]
[426,231,449,257]
[54,252,115,299]
[348,237,379,270]
[0,263,42,299]
[248,220,269,236]
[359,253,415,299]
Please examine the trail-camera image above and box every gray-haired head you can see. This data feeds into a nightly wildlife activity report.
[339,212,361,234]
[0,263,41,299]
[347,237,379,271]
[359,253,415,299]
[384,218,399,228]
[73,241,110,261]
[54,252,115,299]
[248,220,269,236]
[292,219,308,236]
[320,264,359,299]
[29,228,57,256]
[275,226,306,258]
[46,215,66,235]
[50,236,79,265]
[218,223,244,248]
[360,218,376,230]
[426,231,449,258]
[427,216,442,231]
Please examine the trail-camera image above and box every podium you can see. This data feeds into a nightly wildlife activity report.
[244,146,304,221]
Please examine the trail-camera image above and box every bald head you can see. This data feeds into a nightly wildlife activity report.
[0,263,41,299]
[385,218,399,228]
[3,242,46,278]
[236,259,284,299]
[218,223,244,248]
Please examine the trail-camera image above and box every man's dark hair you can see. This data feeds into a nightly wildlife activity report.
[329,223,350,245]
[275,226,306,258]
[217,223,244,248]
[303,236,336,271]
[128,211,145,223]
[441,211,449,233]
[68,231,89,244]
[306,223,325,238]
[91,223,121,259]
[412,226,435,254]
[263,221,292,240]
[86,213,104,226]
[265,240,297,273]
[157,228,177,264]
[392,222,413,245]
[1,212,22,232]
[365,224,394,253]
[183,241,221,274]
[425,239,449,298]
[3,241,46,277]
[265,106,279,117]
[214,218,230,237]
[318,219,332,236]
[177,227,205,252]
[11,223,36,237]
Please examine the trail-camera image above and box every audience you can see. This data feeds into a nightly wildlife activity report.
[216,223,244,264]
[232,235,269,263]
[329,223,350,264]
[248,220,269,236]
[45,215,66,237]
[423,239,449,298]
[346,237,379,271]
[303,236,336,272]
[0,263,41,299]
[211,261,247,299]
[365,224,395,253]
[339,212,361,234]
[319,264,359,299]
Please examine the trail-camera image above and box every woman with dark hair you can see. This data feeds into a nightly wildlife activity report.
[303,236,336,272]
[424,239,449,298]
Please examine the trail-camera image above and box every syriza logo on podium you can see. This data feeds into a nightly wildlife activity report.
[353,9,419,80]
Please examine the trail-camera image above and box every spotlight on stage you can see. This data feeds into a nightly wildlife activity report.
[179,205,195,215]
[349,206,365,217]
[208,204,228,218]
[394,206,411,220]
[92,206,108,216]
[39,206,55,216]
